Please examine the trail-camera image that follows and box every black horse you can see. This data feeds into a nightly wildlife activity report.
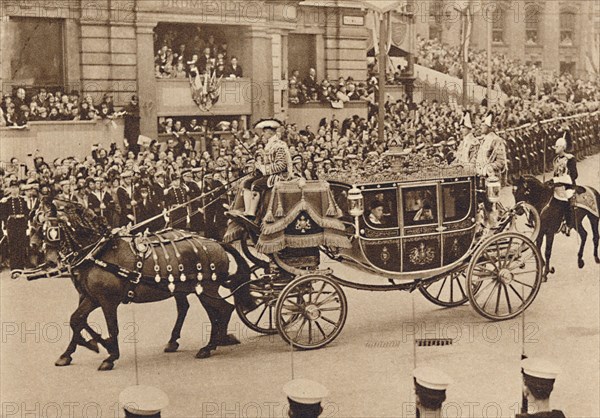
[28,202,255,371]
[514,175,600,274]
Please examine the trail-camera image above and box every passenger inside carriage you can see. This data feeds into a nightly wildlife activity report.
[363,189,398,228]
[403,187,438,226]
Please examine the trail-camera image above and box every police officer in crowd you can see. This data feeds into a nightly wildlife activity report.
[518,358,565,418]
[182,168,202,232]
[119,385,169,418]
[117,170,136,225]
[165,172,188,229]
[283,378,329,418]
[0,180,29,270]
[413,366,453,418]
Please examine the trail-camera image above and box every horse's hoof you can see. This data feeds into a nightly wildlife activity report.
[578,259,585,269]
[98,361,114,371]
[164,341,179,353]
[218,334,241,347]
[195,347,213,359]
[594,256,600,264]
[55,356,72,367]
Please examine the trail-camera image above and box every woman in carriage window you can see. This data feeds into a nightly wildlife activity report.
[413,199,434,222]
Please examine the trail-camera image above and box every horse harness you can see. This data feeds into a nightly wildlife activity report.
[70,229,221,304]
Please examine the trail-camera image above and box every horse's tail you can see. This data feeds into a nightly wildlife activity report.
[220,242,254,311]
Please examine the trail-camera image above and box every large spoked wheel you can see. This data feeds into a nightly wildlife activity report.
[275,274,348,350]
[504,202,540,242]
[466,232,543,321]
[234,233,282,335]
[419,266,481,308]
[235,268,280,335]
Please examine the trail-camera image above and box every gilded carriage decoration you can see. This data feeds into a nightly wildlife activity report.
[408,242,436,266]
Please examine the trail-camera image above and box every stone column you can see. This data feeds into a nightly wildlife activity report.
[136,23,158,139]
[244,27,274,124]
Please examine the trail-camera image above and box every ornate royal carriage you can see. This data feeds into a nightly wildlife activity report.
[225,156,544,350]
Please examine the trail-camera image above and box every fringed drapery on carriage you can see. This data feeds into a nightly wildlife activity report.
[255,180,351,254]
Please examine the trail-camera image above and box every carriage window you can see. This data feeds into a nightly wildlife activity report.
[442,183,471,222]
[363,189,398,228]
[403,186,437,226]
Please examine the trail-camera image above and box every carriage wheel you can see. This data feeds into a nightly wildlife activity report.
[419,266,481,308]
[466,232,543,321]
[506,202,540,242]
[275,274,348,350]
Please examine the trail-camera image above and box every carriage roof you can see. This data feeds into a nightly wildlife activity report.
[321,162,477,187]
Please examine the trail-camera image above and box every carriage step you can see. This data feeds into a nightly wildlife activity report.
[415,338,453,347]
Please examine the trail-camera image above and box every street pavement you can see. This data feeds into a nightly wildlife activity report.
[1,155,599,418]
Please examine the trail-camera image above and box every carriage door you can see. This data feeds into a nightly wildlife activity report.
[401,183,442,272]
[440,179,476,267]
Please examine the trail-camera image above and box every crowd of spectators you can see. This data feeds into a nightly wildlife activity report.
[414,35,600,103]
[154,31,243,80]
[288,67,374,106]
[0,87,120,127]
[5,85,595,199]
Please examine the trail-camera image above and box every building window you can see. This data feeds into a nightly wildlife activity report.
[525,3,540,45]
[428,0,443,40]
[4,17,64,89]
[492,8,505,43]
[560,11,575,45]
[288,34,317,85]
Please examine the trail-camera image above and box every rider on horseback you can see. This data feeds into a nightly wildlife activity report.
[551,130,578,236]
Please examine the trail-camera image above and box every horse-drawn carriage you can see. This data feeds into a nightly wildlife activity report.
[223,158,543,350]
[13,157,544,370]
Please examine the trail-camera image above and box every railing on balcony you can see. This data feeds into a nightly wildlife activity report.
[1,119,124,162]
[156,78,253,117]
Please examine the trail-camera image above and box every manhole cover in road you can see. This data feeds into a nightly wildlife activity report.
[415,338,453,347]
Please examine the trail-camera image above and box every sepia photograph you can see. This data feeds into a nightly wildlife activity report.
[0,0,599,416]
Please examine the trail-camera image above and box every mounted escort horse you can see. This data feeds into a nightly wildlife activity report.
[514,175,600,275]
[17,199,255,371]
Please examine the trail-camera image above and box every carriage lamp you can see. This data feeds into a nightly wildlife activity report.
[486,176,501,203]
[347,186,364,218]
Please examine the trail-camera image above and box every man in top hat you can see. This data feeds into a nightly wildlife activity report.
[518,358,565,417]
[0,180,29,270]
[182,168,202,232]
[550,130,578,236]
[117,170,137,226]
[456,110,477,164]
[413,366,452,418]
[240,118,291,220]
[165,172,189,229]
[119,385,169,418]
[283,378,329,418]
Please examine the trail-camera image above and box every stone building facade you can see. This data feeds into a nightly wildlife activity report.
[1,0,382,139]
[413,0,599,79]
